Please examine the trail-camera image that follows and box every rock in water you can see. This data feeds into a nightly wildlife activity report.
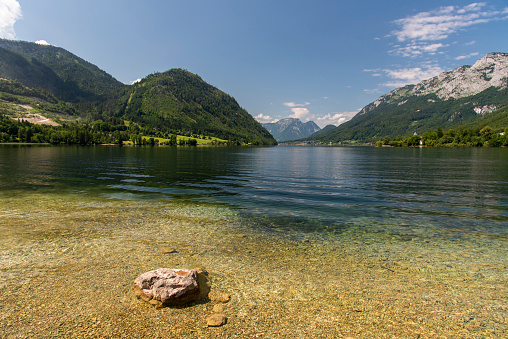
[208,291,230,303]
[133,268,200,307]
[207,313,227,327]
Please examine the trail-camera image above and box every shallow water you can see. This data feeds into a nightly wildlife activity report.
[0,145,507,338]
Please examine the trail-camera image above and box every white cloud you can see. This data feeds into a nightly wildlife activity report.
[255,113,278,124]
[364,62,445,88]
[283,102,310,107]
[458,3,486,14]
[129,78,142,85]
[316,112,356,128]
[0,0,22,39]
[35,40,50,45]
[283,102,312,121]
[288,107,311,121]
[381,64,444,87]
[390,3,508,57]
[392,42,449,57]
[385,65,443,82]
[393,3,488,42]
[455,52,480,60]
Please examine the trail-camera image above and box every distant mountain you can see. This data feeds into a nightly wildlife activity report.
[262,118,321,142]
[307,124,336,138]
[306,52,508,143]
[0,39,276,145]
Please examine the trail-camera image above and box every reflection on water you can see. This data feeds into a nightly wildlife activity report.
[0,145,507,337]
[3,146,507,224]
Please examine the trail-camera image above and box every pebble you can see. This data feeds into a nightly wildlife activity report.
[161,248,178,254]
[207,313,227,327]
[212,304,225,313]
[209,291,230,303]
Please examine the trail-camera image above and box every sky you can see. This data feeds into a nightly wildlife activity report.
[1,0,507,128]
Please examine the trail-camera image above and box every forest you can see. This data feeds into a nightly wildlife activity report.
[0,112,232,146]
[376,126,508,147]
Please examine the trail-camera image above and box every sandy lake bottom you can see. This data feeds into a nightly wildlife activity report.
[0,192,506,339]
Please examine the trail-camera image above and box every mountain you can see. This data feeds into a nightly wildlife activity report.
[119,69,276,144]
[0,39,276,145]
[262,118,321,142]
[0,39,125,102]
[307,124,336,138]
[306,52,508,143]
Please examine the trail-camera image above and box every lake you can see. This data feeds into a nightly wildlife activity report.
[1,145,507,338]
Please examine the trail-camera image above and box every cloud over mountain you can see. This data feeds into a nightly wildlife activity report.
[0,0,22,39]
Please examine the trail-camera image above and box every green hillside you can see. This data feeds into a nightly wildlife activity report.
[0,39,125,102]
[119,69,276,144]
[0,39,276,145]
[305,124,336,139]
[455,104,508,131]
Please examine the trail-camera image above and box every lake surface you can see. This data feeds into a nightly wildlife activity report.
[1,145,507,338]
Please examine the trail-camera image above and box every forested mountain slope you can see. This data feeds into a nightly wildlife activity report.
[0,39,276,145]
[0,39,125,102]
[119,69,276,144]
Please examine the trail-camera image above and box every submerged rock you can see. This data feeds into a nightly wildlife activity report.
[161,248,178,254]
[212,304,225,313]
[207,313,227,327]
[208,291,230,303]
[133,268,200,307]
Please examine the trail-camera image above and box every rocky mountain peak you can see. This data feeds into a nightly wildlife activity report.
[412,52,508,100]
[262,118,321,142]
[359,52,508,116]
[472,52,508,70]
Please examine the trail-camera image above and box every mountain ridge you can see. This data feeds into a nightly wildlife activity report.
[0,39,276,145]
[306,52,508,143]
[361,52,508,116]
[0,38,125,102]
[262,118,320,142]
[119,69,276,144]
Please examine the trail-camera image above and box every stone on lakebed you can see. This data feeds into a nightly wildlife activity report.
[207,313,227,327]
[208,291,230,303]
[133,268,200,307]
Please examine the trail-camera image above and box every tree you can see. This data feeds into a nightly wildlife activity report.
[480,126,492,139]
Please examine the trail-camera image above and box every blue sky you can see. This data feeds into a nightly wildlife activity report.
[1,0,507,127]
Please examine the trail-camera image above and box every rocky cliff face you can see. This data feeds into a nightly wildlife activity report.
[413,53,508,100]
[263,118,321,142]
[361,53,508,116]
